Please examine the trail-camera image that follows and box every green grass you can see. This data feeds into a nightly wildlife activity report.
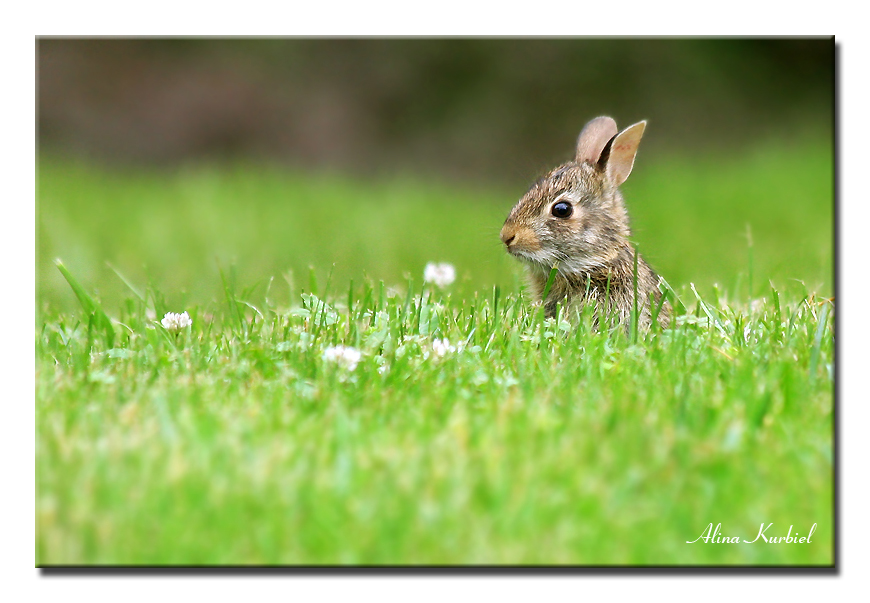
[37,133,832,313]
[36,135,833,565]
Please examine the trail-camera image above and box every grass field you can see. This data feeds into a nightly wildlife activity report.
[36,134,833,565]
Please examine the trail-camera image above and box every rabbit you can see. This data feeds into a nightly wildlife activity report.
[500,116,670,331]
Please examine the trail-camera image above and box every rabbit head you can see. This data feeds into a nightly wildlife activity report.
[500,116,646,278]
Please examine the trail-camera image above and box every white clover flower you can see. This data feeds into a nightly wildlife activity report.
[322,345,362,371]
[431,338,456,358]
[161,311,192,332]
[424,262,456,288]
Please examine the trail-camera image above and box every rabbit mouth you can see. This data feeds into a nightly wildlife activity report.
[511,249,562,272]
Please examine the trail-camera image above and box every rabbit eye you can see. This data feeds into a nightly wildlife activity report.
[551,201,573,218]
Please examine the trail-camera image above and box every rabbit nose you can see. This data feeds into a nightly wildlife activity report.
[500,226,516,247]
[500,225,541,253]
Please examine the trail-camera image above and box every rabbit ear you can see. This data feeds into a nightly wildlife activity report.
[601,121,646,187]
[575,116,618,165]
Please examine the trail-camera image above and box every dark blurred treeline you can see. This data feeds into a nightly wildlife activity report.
[37,38,833,184]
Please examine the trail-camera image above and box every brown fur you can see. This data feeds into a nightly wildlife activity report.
[500,116,670,331]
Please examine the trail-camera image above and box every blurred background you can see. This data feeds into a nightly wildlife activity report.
[37,38,834,312]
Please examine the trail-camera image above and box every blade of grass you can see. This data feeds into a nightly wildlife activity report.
[55,259,115,348]
[658,275,685,316]
[541,262,559,304]
[106,262,146,305]
[808,301,831,383]
[218,264,245,335]
[540,261,560,320]
[690,283,726,336]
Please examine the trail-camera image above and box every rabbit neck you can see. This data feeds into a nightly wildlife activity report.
[530,243,662,320]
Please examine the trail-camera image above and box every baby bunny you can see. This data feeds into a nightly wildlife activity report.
[500,116,670,330]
